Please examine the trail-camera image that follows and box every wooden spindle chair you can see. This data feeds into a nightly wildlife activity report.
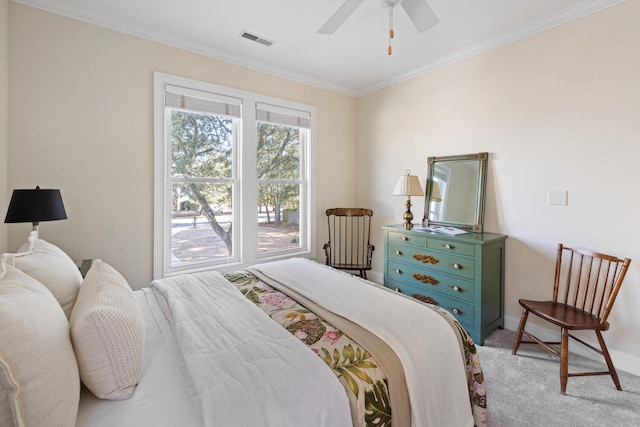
[512,243,631,394]
[323,208,374,279]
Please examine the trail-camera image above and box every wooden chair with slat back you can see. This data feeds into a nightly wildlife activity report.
[512,243,632,394]
[323,208,374,279]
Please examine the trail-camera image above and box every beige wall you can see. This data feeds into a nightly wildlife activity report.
[7,3,357,288]
[357,1,640,372]
[7,1,640,373]
[0,0,8,252]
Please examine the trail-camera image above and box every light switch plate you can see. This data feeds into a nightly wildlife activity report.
[548,190,568,206]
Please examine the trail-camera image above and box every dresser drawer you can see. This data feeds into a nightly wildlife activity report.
[386,260,475,303]
[387,243,476,280]
[387,231,427,247]
[388,280,475,328]
[427,238,475,257]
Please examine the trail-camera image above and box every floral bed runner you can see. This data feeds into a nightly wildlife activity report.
[224,271,392,427]
[225,266,487,427]
[250,258,487,427]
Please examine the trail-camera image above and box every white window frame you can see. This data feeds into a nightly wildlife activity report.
[153,72,316,279]
[431,165,451,221]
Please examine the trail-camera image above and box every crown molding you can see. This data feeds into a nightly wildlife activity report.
[13,0,628,98]
[12,0,357,96]
[356,0,628,96]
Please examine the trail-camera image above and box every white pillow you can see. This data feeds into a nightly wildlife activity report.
[13,233,83,318]
[70,259,145,400]
[0,261,80,427]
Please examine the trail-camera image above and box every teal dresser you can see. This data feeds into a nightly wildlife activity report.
[382,225,507,345]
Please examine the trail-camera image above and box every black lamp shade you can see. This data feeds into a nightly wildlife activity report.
[4,187,67,224]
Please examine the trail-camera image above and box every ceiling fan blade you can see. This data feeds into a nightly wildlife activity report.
[318,0,366,34]
[401,0,439,33]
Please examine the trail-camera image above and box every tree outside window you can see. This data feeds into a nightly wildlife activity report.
[154,73,315,278]
[257,121,303,253]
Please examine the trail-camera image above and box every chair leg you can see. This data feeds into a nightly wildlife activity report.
[361,270,367,280]
[512,309,529,354]
[560,328,569,395]
[596,330,622,391]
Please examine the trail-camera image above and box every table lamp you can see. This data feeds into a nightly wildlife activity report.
[430,180,442,202]
[4,186,67,239]
[392,170,423,229]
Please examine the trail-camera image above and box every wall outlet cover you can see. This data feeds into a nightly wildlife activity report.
[548,190,568,206]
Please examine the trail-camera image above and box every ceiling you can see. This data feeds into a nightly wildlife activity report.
[15,0,625,96]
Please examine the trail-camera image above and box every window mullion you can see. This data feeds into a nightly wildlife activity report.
[168,177,235,184]
[240,101,258,261]
[258,179,304,185]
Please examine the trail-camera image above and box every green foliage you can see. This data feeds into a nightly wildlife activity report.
[320,345,378,399]
[239,286,262,304]
[223,273,263,303]
[170,110,304,244]
[257,123,302,222]
[170,111,233,214]
[319,341,392,427]
[286,319,326,345]
[452,321,477,366]
[223,272,259,286]
[256,123,300,181]
[171,111,232,179]
[364,381,392,427]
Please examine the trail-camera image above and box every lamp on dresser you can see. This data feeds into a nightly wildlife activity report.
[4,186,67,239]
[430,180,442,202]
[392,170,423,229]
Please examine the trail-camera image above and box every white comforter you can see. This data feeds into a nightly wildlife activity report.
[250,258,474,427]
[152,258,474,427]
[151,270,352,427]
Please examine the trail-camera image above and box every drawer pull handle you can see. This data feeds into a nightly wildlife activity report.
[451,285,463,293]
[393,268,403,275]
[400,236,409,241]
[393,287,402,293]
[451,308,464,315]
[413,254,440,265]
[450,263,463,270]
[394,250,403,255]
[412,294,439,306]
[442,243,455,250]
[412,274,439,286]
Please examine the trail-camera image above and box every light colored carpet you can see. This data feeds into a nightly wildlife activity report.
[477,329,640,427]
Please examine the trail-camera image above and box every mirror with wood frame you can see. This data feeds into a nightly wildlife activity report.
[422,152,488,232]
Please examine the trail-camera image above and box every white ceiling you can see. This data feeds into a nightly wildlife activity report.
[15,0,625,96]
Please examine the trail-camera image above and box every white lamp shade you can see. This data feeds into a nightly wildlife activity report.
[392,173,423,197]
[431,181,442,202]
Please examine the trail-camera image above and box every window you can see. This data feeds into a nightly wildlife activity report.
[154,73,315,278]
[429,165,450,221]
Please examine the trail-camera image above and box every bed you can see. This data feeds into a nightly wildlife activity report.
[0,234,487,427]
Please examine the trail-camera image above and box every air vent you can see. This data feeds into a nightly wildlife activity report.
[240,31,274,47]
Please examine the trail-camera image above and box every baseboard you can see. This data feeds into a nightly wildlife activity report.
[368,270,383,285]
[505,315,640,377]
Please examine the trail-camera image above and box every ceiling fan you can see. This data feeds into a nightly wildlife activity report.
[319,0,439,35]
[318,0,439,54]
